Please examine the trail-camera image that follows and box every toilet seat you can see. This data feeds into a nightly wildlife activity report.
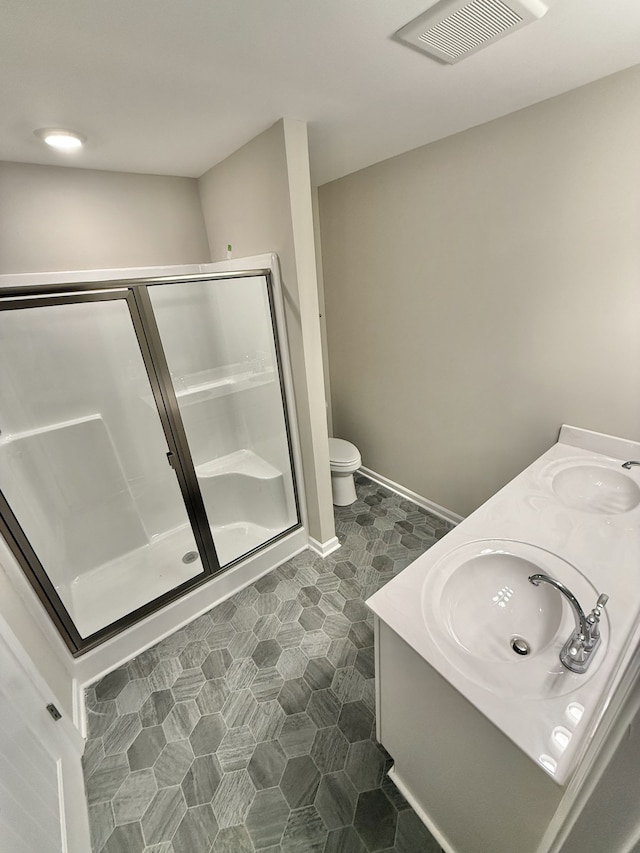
[329,438,361,470]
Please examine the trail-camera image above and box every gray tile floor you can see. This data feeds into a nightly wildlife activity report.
[83,475,452,852]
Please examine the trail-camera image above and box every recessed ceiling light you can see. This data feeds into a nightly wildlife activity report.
[35,128,85,150]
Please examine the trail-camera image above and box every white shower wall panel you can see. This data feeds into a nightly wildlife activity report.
[82,308,188,542]
[0,302,103,435]
[146,277,272,382]
[0,417,147,591]
[208,279,272,368]
[179,389,246,467]
[0,439,61,588]
[239,381,294,474]
[150,275,273,388]
[0,299,190,569]
[149,281,225,381]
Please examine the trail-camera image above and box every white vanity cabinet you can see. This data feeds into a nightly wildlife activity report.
[367,425,640,853]
[375,618,562,853]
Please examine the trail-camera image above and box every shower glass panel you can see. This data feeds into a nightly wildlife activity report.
[0,294,206,640]
[148,275,299,566]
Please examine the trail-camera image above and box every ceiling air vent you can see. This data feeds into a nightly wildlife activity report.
[394,0,548,65]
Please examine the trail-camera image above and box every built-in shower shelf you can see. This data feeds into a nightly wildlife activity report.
[141,366,275,410]
[174,366,275,405]
[0,413,102,445]
[196,449,281,480]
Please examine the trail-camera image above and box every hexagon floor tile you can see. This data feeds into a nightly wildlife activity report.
[83,475,449,852]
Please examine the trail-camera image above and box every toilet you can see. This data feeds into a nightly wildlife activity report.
[328,437,362,506]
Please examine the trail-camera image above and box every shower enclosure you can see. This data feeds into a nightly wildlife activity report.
[0,266,301,654]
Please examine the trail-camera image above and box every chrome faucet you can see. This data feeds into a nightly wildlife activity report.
[528,574,608,674]
[622,460,640,469]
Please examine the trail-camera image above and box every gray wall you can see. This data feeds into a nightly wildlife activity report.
[0,161,210,273]
[319,65,640,518]
[199,119,335,544]
[198,121,293,264]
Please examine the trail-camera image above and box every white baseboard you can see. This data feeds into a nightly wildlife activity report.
[360,467,463,526]
[388,765,457,853]
[72,677,88,739]
[308,535,341,557]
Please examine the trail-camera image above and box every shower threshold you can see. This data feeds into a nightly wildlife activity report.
[66,520,283,638]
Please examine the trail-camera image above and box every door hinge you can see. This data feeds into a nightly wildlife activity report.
[166,451,177,470]
[46,703,62,721]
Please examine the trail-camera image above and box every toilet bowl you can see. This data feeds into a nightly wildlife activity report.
[329,438,361,506]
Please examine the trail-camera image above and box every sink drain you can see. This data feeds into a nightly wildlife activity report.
[182,551,199,564]
[511,636,530,656]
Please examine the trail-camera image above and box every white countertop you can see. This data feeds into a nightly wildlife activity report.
[367,425,640,785]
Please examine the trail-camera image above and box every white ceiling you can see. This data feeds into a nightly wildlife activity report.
[2,0,640,186]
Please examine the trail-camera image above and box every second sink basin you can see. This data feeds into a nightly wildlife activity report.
[542,458,640,515]
[422,539,606,698]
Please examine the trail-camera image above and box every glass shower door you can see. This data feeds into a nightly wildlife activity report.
[0,290,212,649]
[147,274,300,566]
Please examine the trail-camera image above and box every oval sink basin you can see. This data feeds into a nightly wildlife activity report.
[442,552,563,662]
[422,540,605,698]
[543,458,640,515]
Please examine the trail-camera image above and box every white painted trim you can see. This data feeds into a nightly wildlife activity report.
[360,467,464,526]
[0,612,84,753]
[282,120,337,546]
[311,187,333,437]
[388,765,459,853]
[71,678,87,740]
[374,616,382,744]
[308,536,341,557]
[0,612,91,853]
[57,759,69,853]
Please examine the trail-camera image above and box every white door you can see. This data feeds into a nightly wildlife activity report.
[0,621,90,853]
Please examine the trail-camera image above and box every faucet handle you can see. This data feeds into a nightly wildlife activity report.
[585,593,608,647]
[594,593,608,616]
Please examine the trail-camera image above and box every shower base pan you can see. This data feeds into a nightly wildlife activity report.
[65,520,282,638]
